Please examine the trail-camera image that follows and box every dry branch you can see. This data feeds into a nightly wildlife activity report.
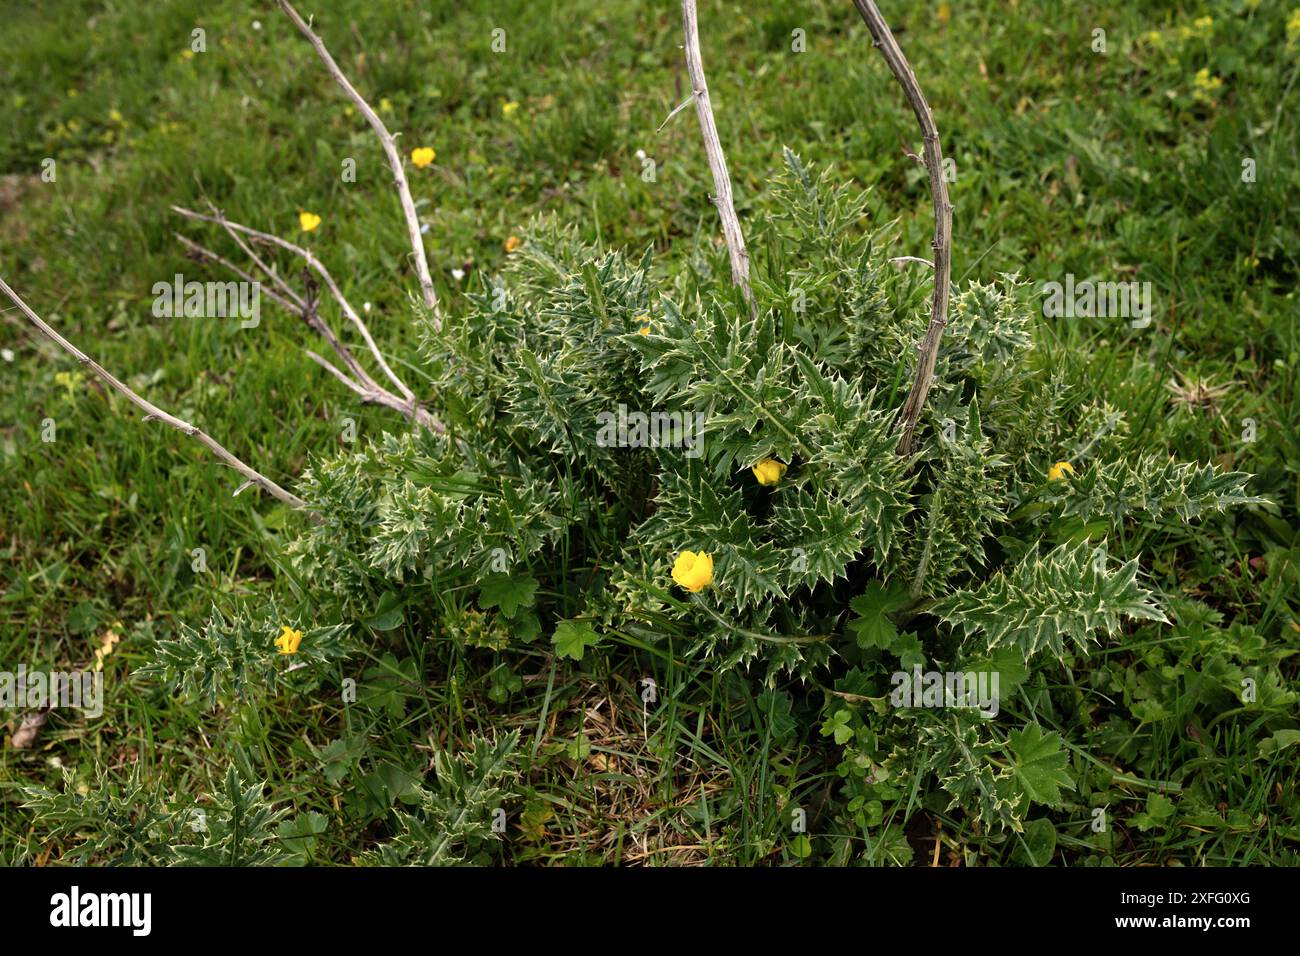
[681,0,758,321]
[851,0,953,456]
[276,0,440,324]
[172,210,445,434]
[0,275,308,510]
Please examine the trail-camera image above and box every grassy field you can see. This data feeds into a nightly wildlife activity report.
[1,0,1297,865]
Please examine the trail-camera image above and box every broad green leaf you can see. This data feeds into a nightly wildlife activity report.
[552,619,601,661]
[478,574,538,618]
[1007,723,1074,807]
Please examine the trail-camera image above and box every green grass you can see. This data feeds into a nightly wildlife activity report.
[1,0,1297,865]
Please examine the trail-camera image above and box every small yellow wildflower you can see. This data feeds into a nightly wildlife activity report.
[1144,30,1163,47]
[752,458,787,486]
[1192,16,1213,32]
[671,551,714,593]
[410,146,436,168]
[379,97,393,113]
[504,234,521,253]
[502,100,520,118]
[1192,67,1223,103]
[108,108,123,123]
[299,211,322,232]
[1048,461,1075,482]
[636,315,651,335]
[54,370,84,398]
[274,625,304,655]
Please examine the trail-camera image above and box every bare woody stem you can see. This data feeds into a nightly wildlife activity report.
[0,276,308,511]
[681,0,758,322]
[276,0,440,324]
[172,206,414,399]
[851,0,953,456]
[173,215,446,434]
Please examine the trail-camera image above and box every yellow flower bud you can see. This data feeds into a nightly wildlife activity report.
[671,550,714,593]
[274,625,304,655]
[751,458,787,486]
[1047,461,1075,482]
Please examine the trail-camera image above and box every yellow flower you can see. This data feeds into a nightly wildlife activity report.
[1047,461,1075,482]
[379,97,393,113]
[504,234,521,253]
[299,211,322,232]
[274,625,304,655]
[108,108,123,123]
[671,550,714,593]
[1193,68,1221,89]
[751,458,787,486]
[1192,68,1223,103]
[410,146,436,168]
[54,370,84,397]
[502,100,520,118]
[1192,16,1213,32]
[636,315,651,335]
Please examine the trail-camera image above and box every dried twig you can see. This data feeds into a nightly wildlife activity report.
[0,275,308,510]
[172,207,411,395]
[681,0,757,321]
[173,214,445,434]
[657,95,694,133]
[888,255,935,269]
[276,0,440,324]
[851,0,953,456]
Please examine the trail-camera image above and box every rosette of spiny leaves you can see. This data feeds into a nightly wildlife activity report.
[364,731,518,866]
[21,763,186,864]
[136,606,349,709]
[623,298,917,676]
[22,763,292,865]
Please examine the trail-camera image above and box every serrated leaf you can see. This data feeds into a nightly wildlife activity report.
[1007,723,1075,808]
[848,581,909,650]
[552,619,600,661]
[478,574,538,618]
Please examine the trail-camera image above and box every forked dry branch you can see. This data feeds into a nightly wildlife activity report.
[0,0,950,523]
[171,205,443,433]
